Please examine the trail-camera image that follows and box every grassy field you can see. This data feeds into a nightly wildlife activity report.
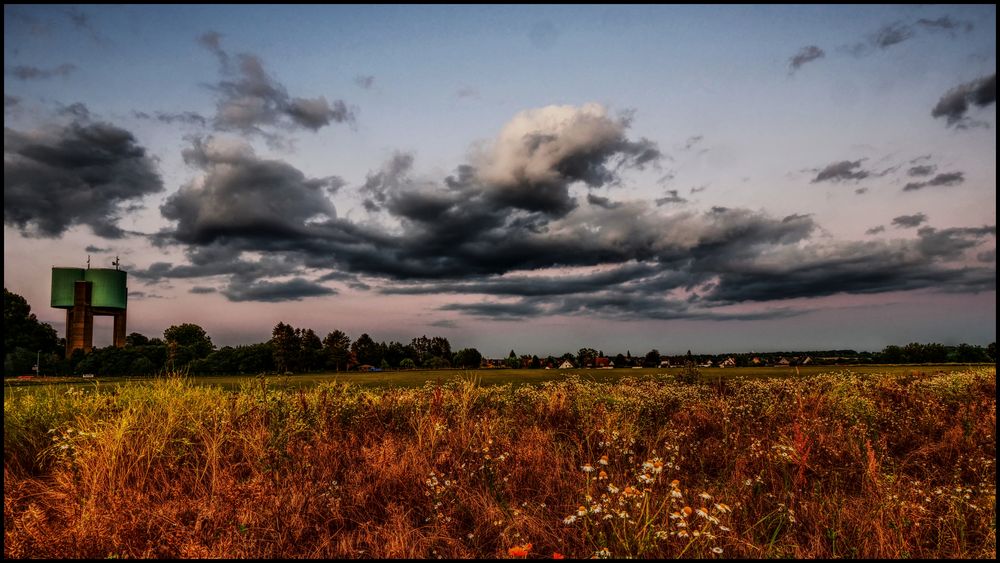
[3,366,995,558]
[4,363,991,394]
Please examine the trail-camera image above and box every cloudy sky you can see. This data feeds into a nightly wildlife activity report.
[4,5,996,355]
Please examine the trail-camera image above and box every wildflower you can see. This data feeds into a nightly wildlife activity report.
[696,508,709,519]
[581,464,595,473]
[599,455,609,465]
[607,484,619,494]
[682,506,693,517]
[670,479,680,487]
[677,530,689,538]
[712,547,723,554]
[670,489,684,499]
[598,470,608,480]
[508,543,532,557]
[553,553,565,560]
[699,492,713,501]
[714,503,731,514]
[563,515,577,525]
[577,506,588,516]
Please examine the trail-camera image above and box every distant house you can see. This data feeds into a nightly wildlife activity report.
[801,356,813,365]
[595,357,613,369]
[558,360,575,369]
[776,357,791,366]
[751,357,762,365]
[719,357,736,368]
[699,359,714,368]
[659,359,672,368]
[357,364,375,372]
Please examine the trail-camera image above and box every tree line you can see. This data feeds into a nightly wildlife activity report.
[3,288,996,377]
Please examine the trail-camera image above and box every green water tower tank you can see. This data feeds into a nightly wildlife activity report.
[84,268,128,309]
[51,267,85,308]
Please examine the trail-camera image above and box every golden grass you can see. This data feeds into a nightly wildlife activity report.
[4,368,996,558]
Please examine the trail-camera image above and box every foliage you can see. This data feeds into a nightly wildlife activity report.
[4,368,994,559]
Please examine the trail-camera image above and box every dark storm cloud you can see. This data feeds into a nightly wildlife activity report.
[855,188,869,195]
[160,136,341,245]
[788,45,824,74]
[892,213,928,228]
[84,245,109,253]
[222,277,337,302]
[931,74,996,128]
[655,190,687,206]
[148,103,995,313]
[8,63,77,80]
[902,171,965,192]
[865,225,885,235]
[440,300,544,320]
[907,164,936,177]
[915,226,996,260]
[381,262,660,297]
[978,249,996,263]
[4,111,163,238]
[355,75,375,90]
[812,160,870,183]
[429,319,458,329]
[190,286,217,294]
[587,193,622,209]
[198,31,356,134]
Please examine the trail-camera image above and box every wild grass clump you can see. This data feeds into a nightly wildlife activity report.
[4,368,995,558]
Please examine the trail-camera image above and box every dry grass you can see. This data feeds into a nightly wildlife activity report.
[4,368,996,559]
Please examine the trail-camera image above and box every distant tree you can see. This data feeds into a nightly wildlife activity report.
[577,347,598,368]
[531,355,541,369]
[351,333,380,367]
[614,353,627,368]
[427,355,451,369]
[4,288,60,375]
[644,349,661,368]
[382,341,407,369]
[453,348,483,369]
[322,330,351,371]
[163,323,215,364]
[988,342,996,362]
[299,328,323,372]
[506,349,519,369]
[881,345,904,363]
[270,322,299,373]
[400,358,416,370]
[125,332,150,347]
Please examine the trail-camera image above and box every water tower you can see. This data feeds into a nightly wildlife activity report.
[51,258,128,356]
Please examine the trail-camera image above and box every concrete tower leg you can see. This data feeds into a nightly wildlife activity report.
[69,281,94,355]
[113,309,127,348]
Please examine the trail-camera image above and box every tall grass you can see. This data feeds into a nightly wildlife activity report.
[4,368,995,558]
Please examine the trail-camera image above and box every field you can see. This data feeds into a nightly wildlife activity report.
[4,367,996,558]
[3,363,990,394]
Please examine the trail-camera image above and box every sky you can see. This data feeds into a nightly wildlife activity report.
[3,4,996,356]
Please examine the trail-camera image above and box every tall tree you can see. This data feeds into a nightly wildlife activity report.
[322,330,351,371]
[270,322,299,373]
[163,323,214,358]
[351,333,380,367]
[299,328,323,372]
